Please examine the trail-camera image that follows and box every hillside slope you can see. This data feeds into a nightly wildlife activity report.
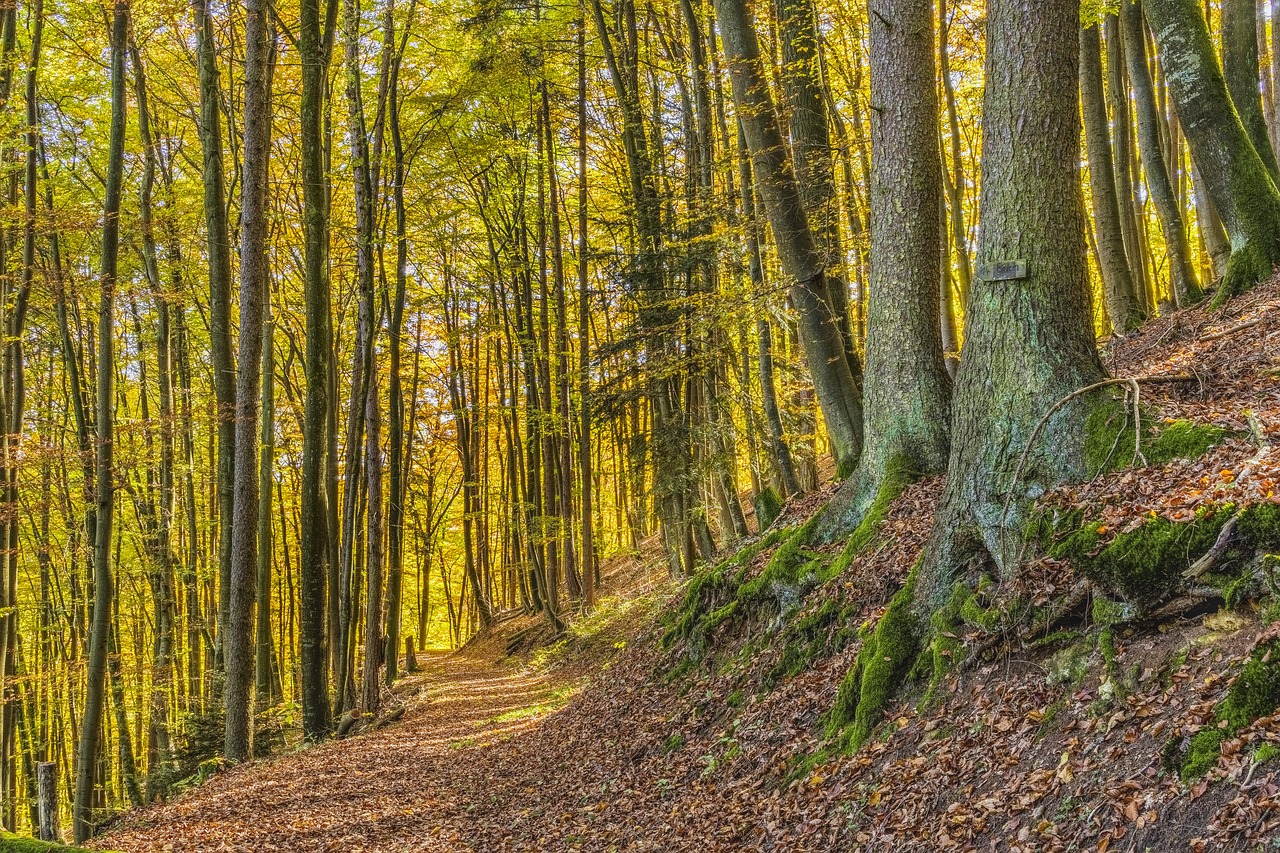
[99,281,1280,852]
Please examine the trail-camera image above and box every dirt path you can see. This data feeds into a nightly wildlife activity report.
[99,651,566,852]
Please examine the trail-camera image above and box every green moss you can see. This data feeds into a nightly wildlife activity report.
[1180,639,1280,781]
[1253,742,1279,766]
[1145,420,1227,466]
[754,487,784,531]
[1086,402,1228,475]
[1085,396,1139,475]
[827,561,923,752]
[765,598,859,687]
[1217,239,1273,307]
[1237,503,1280,551]
[1046,637,1093,686]
[1091,596,1131,626]
[912,581,969,700]
[1076,510,1232,605]
[1031,629,1082,649]
[958,575,1002,631]
[1098,627,1118,679]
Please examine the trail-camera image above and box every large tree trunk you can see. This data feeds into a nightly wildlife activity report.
[714,0,864,476]
[1080,20,1143,331]
[1146,0,1280,299]
[74,3,127,841]
[833,0,1107,754]
[224,0,273,762]
[1121,0,1202,308]
[815,0,952,540]
[928,0,1105,591]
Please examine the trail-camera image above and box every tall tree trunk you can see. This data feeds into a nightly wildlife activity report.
[777,0,856,370]
[74,3,127,840]
[1080,20,1143,331]
[576,11,596,606]
[193,0,236,676]
[1105,13,1151,310]
[1146,0,1280,299]
[714,0,864,477]
[816,0,951,540]
[224,0,274,762]
[298,0,334,743]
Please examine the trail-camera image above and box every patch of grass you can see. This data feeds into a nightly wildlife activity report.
[0,833,107,853]
[485,684,578,726]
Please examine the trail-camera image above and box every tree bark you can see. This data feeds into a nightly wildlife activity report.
[193,0,236,674]
[816,0,951,540]
[224,0,274,763]
[298,0,333,743]
[1121,0,1202,308]
[1221,0,1280,180]
[924,0,1107,599]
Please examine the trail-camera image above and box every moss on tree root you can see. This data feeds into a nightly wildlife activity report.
[1084,404,1228,476]
[663,463,915,673]
[1035,502,1280,606]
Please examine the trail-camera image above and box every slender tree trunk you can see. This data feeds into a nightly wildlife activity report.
[193,0,236,675]
[224,0,274,762]
[1080,20,1143,331]
[74,4,127,841]
[714,0,864,476]
[1122,0,1202,308]
[1146,0,1280,299]
[298,0,333,743]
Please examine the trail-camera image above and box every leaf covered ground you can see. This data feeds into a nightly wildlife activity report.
[98,281,1280,851]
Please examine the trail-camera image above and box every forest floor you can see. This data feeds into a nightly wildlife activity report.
[98,278,1280,852]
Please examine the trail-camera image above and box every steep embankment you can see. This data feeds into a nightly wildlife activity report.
[100,281,1280,852]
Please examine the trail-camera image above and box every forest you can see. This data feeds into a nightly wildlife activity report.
[0,0,1279,848]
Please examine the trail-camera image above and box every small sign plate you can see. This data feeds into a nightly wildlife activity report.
[976,259,1028,282]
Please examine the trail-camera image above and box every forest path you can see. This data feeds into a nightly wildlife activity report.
[98,648,570,852]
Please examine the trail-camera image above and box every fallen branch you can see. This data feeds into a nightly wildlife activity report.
[1197,316,1266,342]
[1183,511,1242,580]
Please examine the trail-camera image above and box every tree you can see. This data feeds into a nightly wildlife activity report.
[193,0,237,672]
[1221,0,1280,181]
[815,0,951,539]
[1120,0,1200,308]
[830,0,1108,751]
[298,0,334,743]
[74,1,128,841]
[225,0,275,762]
[1079,19,1142,331]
